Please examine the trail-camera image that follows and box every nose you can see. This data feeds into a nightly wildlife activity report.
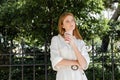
[71,24,73,27]
[71,22,74,27]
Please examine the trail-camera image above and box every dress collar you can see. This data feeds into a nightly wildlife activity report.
[58,34,65,43]
[58,34,77,45]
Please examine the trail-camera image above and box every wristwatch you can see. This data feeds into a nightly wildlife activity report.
[71,65,79,70]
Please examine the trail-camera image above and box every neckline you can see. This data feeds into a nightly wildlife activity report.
[58,34,77,45]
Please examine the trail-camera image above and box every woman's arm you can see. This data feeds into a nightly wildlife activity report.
[71,44,87,70]
[65,35,88,70]
[56,59,79,67]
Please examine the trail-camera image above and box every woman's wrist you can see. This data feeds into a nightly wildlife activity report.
[72,60,79,65]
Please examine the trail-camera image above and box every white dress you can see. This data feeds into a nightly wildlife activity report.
[50,34,90,80]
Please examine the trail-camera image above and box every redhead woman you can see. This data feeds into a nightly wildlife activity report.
[50,12,90,80]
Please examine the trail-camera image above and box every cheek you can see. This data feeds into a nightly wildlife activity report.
[72,26,75,30]
[63,24,69,28]
[72,24,75,29]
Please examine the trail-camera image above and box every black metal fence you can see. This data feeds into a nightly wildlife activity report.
[0,35,53,80]
[0,32,120,80]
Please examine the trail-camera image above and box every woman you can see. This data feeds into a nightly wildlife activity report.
[50,12,90,80]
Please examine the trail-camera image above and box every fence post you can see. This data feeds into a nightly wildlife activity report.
[9,40,12,80]
[102,52,105,80]
[45,33,48,80]
[92,39,95,80]
[21,38,24,80]
[110,31,115,80]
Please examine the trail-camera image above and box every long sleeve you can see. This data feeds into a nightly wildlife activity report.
[50,36,63,71]
[77,40,90,70]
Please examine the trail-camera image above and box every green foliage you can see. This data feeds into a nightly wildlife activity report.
[0,0,106,46]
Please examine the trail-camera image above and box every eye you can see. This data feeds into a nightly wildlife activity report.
[72,19,75,22]
[65,20,69,23]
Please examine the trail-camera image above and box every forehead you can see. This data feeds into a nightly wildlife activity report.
[64,15,74,21]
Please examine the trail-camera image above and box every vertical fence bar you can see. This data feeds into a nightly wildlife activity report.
[21,39,24,80]
[9,40,12,80]
[33,45,36,80]
[102,52,104,80]
[111,33,114,80]
[45,41,48,80]
[92,39,95,80]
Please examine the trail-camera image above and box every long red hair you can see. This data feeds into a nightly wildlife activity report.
[58,12,82,39]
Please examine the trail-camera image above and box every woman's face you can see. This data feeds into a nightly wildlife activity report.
[62,15,75,32]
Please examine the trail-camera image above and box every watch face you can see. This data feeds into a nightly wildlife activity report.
[71,65,78,70]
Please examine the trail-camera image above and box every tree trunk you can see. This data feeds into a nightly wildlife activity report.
[101,3,120,52]
[110,4,120,21]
